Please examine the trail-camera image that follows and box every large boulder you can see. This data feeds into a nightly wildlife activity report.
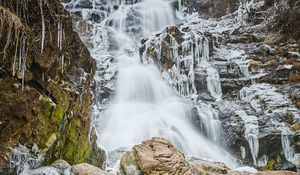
[120,137,192,175]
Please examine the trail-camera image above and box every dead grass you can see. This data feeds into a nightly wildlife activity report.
[0,5,27,59]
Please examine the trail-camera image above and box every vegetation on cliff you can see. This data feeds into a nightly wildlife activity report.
[0,0,103,174]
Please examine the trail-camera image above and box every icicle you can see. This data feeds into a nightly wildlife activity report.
[236,110,259,166]
[13,37,20,76]
[39,0,45,53]
[278,127,296,164]
[206,67,222,101]
[12,34,27,90]
[61,54,64,73]
[241,146,246,159]
[20,37,27,91]
[57,21,63,50]
[258,155,268,167]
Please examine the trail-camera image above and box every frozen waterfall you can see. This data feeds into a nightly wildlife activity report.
[64,0,237,168]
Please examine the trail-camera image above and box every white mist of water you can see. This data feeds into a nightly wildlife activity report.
[99,53,236,165]
[104,0,175,38]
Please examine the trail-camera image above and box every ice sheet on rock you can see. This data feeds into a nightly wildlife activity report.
[10,144,43,175]
[21,166,62,175]
[143,26,222,100]
[234,166,258,173]
[258,155,268,167]
[240,83,300,166]
[240,84,300,119]
[236,110,259,166]
[273,120,298,166]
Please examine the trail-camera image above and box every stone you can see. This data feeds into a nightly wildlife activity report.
[187,157,240,175]
[290,123,300,131]
[273,161,297,172]
[51,159,71,171]
[71,163,106,175]
[249,60,263,73]
[254,171,299,175]
[120,137,192,175]
[183,0,239,17]
[23,166,62,175]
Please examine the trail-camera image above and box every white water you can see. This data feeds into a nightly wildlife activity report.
[100,56,230,161]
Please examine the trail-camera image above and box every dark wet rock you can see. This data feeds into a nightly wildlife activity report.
[181,0,239,18]
[74,0,93,9]
[217,61,244,79]
[194,68,209,94]
[258,132,282,159]
[220,78,252,98]
[273,160,297,172]
[227,34,262,44]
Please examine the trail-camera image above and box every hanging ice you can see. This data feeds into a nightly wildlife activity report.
[39,0,45,53]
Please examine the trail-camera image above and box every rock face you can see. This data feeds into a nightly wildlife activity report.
[0,0,103,174]
[140,0,300,171]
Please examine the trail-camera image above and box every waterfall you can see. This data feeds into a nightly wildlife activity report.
[64,0,237,168]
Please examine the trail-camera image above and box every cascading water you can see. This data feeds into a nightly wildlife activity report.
[65,0,237,169]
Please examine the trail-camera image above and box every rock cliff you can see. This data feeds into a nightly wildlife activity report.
[0,0,103,174]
